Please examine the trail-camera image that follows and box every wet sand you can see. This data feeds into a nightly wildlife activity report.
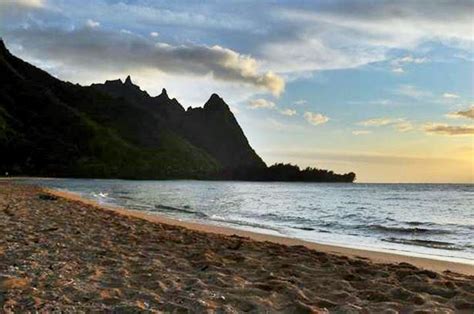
[1,182,473,312]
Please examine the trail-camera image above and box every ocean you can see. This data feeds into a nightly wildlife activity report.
[14,178,474,264]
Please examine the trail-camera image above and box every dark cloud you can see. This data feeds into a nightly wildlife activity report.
[4,26,284,95]
[447,107,474,120]
[424,124,474,136]
[309,0,474,21]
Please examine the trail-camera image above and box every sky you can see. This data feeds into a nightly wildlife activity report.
[1,0,473,183]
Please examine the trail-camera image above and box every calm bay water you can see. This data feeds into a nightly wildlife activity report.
[15,178,474,264]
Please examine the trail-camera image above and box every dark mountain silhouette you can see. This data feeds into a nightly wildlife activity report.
[0,39,355,182]
[92,77,265,169]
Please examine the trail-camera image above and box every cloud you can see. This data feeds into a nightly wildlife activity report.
[304,112,329,126]
[392,67,404,73]
[394,121,414,132]
[263,1,473,73]
[261,34,386,73]
[283,2,473,47]
[279,108,297,116]
[369,99,393,106]
[70,1,258,32]
[393,56,428,65]
[446,107,474,120]
[0,0,46,20]
[248,98,276,109]
[6,27,285,96]
[442,93,460,99]
[358,118,397,127]
[86,19,100,28]
[352,130,371,135]
[294,99,307,105]
[2,0,472,79]
[0,0,44,8]
[347,99,395,106]
[396,85,431,99]
[424,123,474,136]
[358,117,413,132]
[390,55,427,73]
[150,32,159,37]
[248,100,296,115]
[394,86,458,106]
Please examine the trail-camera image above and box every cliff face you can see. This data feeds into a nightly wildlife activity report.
[182,94,265,169]
[0,39,265,179]
[93,80,266,169]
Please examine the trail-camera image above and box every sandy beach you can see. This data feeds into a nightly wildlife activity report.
[1,182,473,312]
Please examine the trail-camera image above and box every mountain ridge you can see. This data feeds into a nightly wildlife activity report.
[0,38,265,178]
[0,39,355,182]
[91,74,265,169]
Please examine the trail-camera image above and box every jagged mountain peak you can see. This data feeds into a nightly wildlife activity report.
[209,93,221,101]
[124,75,133,85]
[100,75,146,95]
[103,78,123,86]
[204,93,229,111]
[158,88,169,99]
[123,75,141,90]
[102,75,138,89]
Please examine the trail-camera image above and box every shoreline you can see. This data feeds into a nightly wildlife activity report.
[47,188,474,276]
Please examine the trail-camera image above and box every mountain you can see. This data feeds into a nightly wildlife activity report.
[0,39,355,182]
[0,39,264,179]
[91,77,265,169]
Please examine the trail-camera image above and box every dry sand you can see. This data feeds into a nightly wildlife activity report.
[0,182,473,312]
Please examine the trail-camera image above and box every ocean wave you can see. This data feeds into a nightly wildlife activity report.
[128,203,155,211]
[317,229,331,233]
[382,238,462,250]
[364,224,451,235]
[154,204,208,218]
[210,215,281,232]
[382,197,411,201]
[404,221,426,226]
[316,222,340,228]
[402,220,471,232]
[291,226,332,233]
[293,226,315,231]
[258,213,315,225]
